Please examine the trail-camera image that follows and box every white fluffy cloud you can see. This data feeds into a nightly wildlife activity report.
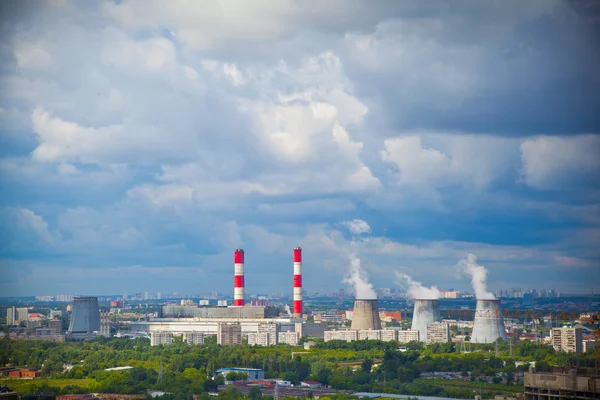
[1,1,599,295]
[520,135,600,189]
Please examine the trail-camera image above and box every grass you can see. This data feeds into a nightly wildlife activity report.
[414,378,522,394]
[0,378,94,394]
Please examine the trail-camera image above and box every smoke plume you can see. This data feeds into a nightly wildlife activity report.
[396,273,441,299]
[458,253,495,299]
[344,254,377,299]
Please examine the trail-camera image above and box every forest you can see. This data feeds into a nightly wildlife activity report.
[0,336,594,400]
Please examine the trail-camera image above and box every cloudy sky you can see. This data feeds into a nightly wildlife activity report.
[1,0,599,298]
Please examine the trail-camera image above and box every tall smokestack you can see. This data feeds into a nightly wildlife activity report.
[293,247,302,318]
[471,299,508,343]
[234,249,245,306]
[411,299,441,342]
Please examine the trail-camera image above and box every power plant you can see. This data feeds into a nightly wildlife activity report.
[411,299,441,342]
[132,247,321,344]
[471,299,508,343]
[68,297,100,340]
[350,299,382,330]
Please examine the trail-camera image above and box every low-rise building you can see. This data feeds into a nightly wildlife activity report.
[216,368,264,380]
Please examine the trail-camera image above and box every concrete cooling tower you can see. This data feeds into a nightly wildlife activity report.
[411,299,441,342]
[68,297,100,339]
[351,299,382,330]
[471,299,508,343]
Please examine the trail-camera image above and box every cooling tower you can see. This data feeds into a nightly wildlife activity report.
[351,299,381,330]
[471,299,508,343]
[68,297,100,339]
[411,299,441,342]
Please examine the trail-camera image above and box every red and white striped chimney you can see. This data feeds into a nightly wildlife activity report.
[234,249,245,306]
[293,247,302,318]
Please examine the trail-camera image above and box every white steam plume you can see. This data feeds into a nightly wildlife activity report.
[343,254,377,299]
[458,253,495,300]
[284,304,292,317]
[395,273,441,299]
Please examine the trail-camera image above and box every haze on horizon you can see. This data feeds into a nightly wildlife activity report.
[0,0,599,297]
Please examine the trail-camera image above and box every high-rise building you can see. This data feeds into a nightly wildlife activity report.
[551,328,583,353]
[426,322,450,344]
[151,331,173,346]
[185,331,204,345]
[397,330,420,343]
[258,323,279,345]
[16,307,28,322]
[6,306,15,325]
[217,323,242,345]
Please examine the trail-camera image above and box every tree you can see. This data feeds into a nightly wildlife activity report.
[361,359,373,373]
[248,387,262,400]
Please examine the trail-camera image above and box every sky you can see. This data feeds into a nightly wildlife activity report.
[0,0,599,297]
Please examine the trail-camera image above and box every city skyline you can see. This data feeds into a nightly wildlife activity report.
[1,1,599,297]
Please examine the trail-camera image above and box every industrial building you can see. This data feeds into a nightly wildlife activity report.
[524,367,600,400]
[350,299,382,330]
[551,327,583,353]
[426,322,450,344]
[128,248,322,344]
[216,368,264,380]
[68,297,100,340]
[470,299,508,343]
[150,331,173,346]
[411,299,441,343]
[218,323,242,345]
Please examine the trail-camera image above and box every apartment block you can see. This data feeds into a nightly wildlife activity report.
[278,331,301,346]
[552,328,583,353]
[185,331,204,345]
[397,329,420,343]
[426,322,450,344]
[150,331,173,346]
